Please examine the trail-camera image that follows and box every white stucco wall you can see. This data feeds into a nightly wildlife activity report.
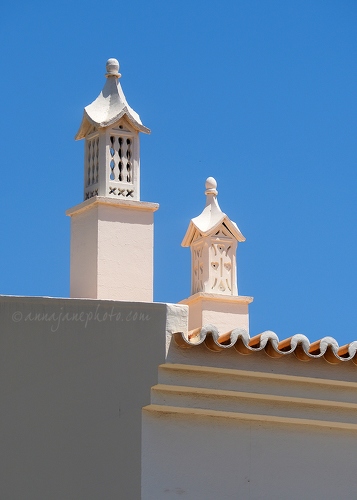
[143,411,357,500]
[181,293,251,334]
[0,295,187,500]
[142,336,357,499]
[68,203,99,298]
[68,197,158,302]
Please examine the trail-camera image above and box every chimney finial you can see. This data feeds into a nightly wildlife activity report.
[205,176,218,197]
[105,58,121,78]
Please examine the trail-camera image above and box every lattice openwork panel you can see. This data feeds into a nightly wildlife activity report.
[107,134,136,198]
[109,136,133,182]
[86,137,99,188]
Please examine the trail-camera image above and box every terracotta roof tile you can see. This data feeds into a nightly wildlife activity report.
[173,325,357,365]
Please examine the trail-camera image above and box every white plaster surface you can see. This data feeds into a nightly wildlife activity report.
[180,292,252,333]
[68,197,158,301]
[68,201,99,298]
[164,303,189,356]
[142,411,357,500]
[0,295,187,500]
[143,340,357,499]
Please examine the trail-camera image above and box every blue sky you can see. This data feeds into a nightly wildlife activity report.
[1,1,356,345]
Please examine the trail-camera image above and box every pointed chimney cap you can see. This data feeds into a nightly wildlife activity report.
[75,58,150,140]
[181,177,245,247]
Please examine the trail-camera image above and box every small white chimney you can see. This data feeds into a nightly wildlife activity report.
[67,59,158,302]
[180,177,253,333]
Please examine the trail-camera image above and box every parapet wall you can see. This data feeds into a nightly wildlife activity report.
[0,295,187,500]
